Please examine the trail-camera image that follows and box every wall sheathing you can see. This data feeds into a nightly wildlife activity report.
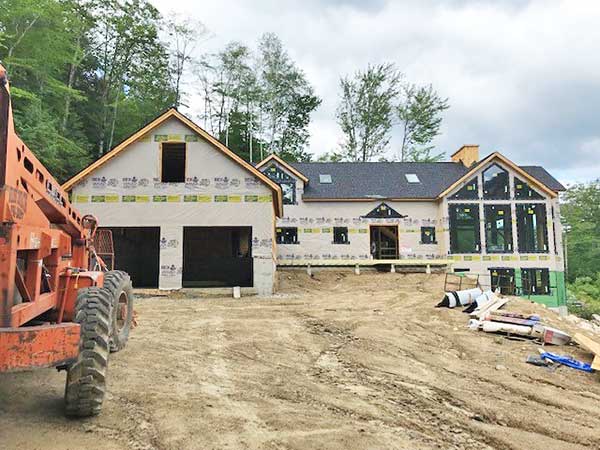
[268,159,566,308]
[71,117,277,294]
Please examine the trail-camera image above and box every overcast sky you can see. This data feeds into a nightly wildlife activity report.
[153,0,600,185]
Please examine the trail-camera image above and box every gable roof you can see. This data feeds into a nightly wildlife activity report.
[255,154,309,182]
[62,108,283,216]
[437,152,562,199]
[278,154,564,201]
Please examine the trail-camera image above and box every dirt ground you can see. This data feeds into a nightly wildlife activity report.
[1,270,599,450]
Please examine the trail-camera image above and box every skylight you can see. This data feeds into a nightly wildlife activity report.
[405,173,420,183]
[319,174,332,184]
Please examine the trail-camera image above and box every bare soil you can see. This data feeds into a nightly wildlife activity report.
[1,271,599,450]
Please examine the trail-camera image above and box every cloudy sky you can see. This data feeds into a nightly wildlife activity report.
[153,0,600,184]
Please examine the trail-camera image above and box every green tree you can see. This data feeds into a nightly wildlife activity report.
[562,180,600,282]
[397,83,449,162]
[195,34,320,163]
[336,63,401,161]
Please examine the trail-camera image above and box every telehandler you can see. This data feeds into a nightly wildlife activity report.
[0,64,133,417]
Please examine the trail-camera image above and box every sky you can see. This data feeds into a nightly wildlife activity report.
[152,0,600,185]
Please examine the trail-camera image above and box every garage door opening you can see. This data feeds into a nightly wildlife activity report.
[183,227,253,288]
[102,227,160,288]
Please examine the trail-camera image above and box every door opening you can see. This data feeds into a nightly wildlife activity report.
[370,226,399,259]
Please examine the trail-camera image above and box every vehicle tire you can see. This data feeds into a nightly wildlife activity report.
[64,287,112,417]
[102,270,134,353]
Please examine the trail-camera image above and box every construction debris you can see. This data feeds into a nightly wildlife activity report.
[539,351,594,373]
[436,287,483,308]
[573,333,600,371]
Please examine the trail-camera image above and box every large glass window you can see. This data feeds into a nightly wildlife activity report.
[483,164,509,199]
[264,164,296,205]
[484,205,513,253]
[450,177,478,200]
[276,227,298,244]
[514,177,544,200]
[516,204,548,253]
[521,268,550,295]
[449,204,481,253]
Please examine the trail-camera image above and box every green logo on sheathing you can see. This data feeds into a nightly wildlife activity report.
[122,195,136,202]
[184,195,197,202]
[215,195,228,202]
[153,195,167,202]
[91,195,105,203]
[245,195,259,202]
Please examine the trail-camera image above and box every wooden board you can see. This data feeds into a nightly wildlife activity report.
[573,333,600,371]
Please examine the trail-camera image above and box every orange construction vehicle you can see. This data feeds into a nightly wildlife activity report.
[0,64,133,417]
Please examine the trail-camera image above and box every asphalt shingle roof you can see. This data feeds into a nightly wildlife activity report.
[288,161,565,200]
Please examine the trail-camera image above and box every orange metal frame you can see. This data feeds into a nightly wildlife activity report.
[0,65,104,372]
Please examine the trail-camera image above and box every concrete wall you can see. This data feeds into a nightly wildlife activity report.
[71,117,276,294]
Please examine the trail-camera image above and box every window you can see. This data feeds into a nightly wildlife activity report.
[489,268,515,295]
[420,226,436,244]
[319,174,332,184]
[450,177,478,200]
[516,204,548,253]
[514,177,543,200]
[264,164,296,205]
[276,227,298,244]
[521,268,550,295]
[405,173,420,183]
[483,164,509,199]
[161,143,186,182]
[333,227,349,244]
[364,202,406,219]
[484,205,513,253]
[449,204,480,253]
[280,183,296,205]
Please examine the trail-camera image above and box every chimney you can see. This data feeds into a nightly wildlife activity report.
[451,145,479,167]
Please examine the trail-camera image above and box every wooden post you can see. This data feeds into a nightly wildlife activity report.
[355,264,360,275]
[426,264,431,275]
[307,264,312,277]
[390,264,396,273]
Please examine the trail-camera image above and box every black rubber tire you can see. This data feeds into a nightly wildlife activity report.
[64,287,112,417]
[102,270,134,353]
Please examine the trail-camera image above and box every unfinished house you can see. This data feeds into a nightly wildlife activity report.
[257,146,567,308]
[63,109,283,294]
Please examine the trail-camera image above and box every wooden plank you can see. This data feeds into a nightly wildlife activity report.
[574,333,600,370]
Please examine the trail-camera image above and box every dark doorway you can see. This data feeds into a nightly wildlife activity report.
[183,227,253,288]
[103,227,160,288]
[370,226,399,259]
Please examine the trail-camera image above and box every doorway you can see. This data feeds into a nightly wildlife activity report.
[103,227,160,288]
[370,225,399,259]
[183,227,253,288]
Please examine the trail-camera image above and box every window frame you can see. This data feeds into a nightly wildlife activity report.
[521,268,551,296]
[450,176,479,200]
[420,226,437,245]
[160,142,186,183]
[482,164,510,200]
[449,204,481,254]
[514,177,544,200]
[516,203,549,253]
[484,204,513,253]
[333,227,350,245]
[276,227,299,245]
[489,268,516,295]
[263,164,297,205]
